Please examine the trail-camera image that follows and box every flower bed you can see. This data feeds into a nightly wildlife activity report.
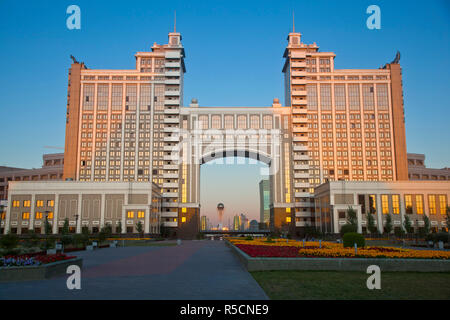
[0,253,76,267]
[228,238,450,260]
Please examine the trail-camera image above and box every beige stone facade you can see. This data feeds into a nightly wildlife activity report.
[408,153,450,181]
[314,181,449,234]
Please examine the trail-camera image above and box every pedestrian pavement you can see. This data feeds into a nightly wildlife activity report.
[0,240,268,300]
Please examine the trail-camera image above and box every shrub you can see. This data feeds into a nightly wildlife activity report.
[394,227,405,238]
[340,224,357,236]
[343,232,365,248]
[244,236,254,241]
[24,231,40,249]
[0,232,20,255]
[432,233,449,244]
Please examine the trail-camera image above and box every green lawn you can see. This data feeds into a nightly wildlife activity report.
[251,270,450,300]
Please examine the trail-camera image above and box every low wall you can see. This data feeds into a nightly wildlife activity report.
[0,258,83,282]
[226,241,450,272]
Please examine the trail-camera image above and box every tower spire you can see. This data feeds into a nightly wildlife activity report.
[293,11,295,33]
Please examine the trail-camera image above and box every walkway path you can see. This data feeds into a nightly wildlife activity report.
[0,240,268,300]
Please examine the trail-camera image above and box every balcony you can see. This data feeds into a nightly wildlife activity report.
[163,126,179,133]
[162,192,179,198]
[161,202,179,208]
[165,79,180,85]
[293,154,309,161]
[164,136,180,142]
[294,173,309,179]
[295,212,312,217]
[163,145,178,151]
[163,173,179,179]
[165,99,180,105]
[293,136,308,142]
[163,182,179,188]
[291,62,306,68]
[165,51,181,59]
[292,117,307,124]
[295,182,310,188]
[163,165,179,170]
[291,71,306,77]
[293,126,308,133]
[164,108,180,114]
[292,90,307,96]
[163,155,178,161]
[164,117,179,124]
[291,79,306,85]
[295,221,308,227]
[163,221,178,227]
[295,192,311,198]
[165,62,181,68]
[295,202,313,207]
[165,90,180,96]
[292,99,307,105]
[293,145,308,151]
[294,164,309,171]
[292,108,307,114]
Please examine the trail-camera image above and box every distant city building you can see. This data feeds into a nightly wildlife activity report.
[0,153,64,201]
[233,215,241,231]
[259,180,270,227]
[200,215,207,231]
[408,153,450,181]
[240,213,249,231]
[249,220,259,231]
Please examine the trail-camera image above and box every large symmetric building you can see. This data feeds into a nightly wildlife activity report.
[4,25,447,237]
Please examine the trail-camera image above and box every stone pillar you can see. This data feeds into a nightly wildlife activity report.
[76,194,82,234]
[52,194,60,234]
[376,194,383,234]
[29,194,36,231]
[100,193,106,229]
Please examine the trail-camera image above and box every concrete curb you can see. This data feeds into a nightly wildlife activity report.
[225,240,450,272]
[0,258,83,282]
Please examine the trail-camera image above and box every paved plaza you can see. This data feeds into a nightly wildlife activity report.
[0,241,268,300]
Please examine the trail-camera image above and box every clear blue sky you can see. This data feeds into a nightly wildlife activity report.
[0,1,449,221]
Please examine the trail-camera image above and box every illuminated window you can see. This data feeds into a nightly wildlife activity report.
[22,212,30,220]
[47,200,54,207]
[47,212,54,219]
[36,200,44,207]
[127,211,134,218]
[23,200,31,207]
[369,195,376,213]
[137,211,145,218]
[286,208,291,213]
[1,212,5,220]
[286,217,292,223]
[181,217,186,223]
[428,195,436,215]
[416,195,424,214]
[405,195,412,214]
[12,200,20,207]
[439,195,447,215]
[381,195,389,214]
[392,195,400,214]
[35,212,43,219]
[182,207,187,213]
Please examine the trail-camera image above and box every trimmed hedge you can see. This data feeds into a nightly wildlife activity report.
[340,224,357,236]
[343,232,365,248]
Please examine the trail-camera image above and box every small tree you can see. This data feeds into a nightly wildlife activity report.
[403,215,413,234]
[384,214,393,234]
[42,217,54,250]
[24,230,40,249]
[81,226,91,246]
[367,211,378,234]
[446,206,450,234]
[346,207,358,227]
[136,221,144,237]
[422,215,431,236]
[0,232,20,255]
[60,218,72,247]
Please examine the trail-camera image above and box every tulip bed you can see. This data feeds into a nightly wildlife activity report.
[228,238,450,260]
[0,253,76,267]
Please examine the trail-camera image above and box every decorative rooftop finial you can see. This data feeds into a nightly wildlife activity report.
[70,55,79,64]
[391,51,401,64]
[293,11,295,33]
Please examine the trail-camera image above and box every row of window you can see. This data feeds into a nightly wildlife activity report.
[12,200,54,208]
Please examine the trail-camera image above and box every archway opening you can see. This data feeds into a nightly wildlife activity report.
[200,155,270,232]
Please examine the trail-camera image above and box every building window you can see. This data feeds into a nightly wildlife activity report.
[392,195,400,214]
[181,217,186,223]
[416,195,424,214]
[286,217,291,223]
[127,211,134,218]
[47,200,54,207]
[369,195,376,213]
[35,212,43,219]
[439,195,447,215]
[23,200,31,207]
[381,195,389,214]
[137,211,145,218]
[22,212,30,220]
[12,200,20,207]
[428,195,437,215]
[36,200,44,207]
[405,195,413,214]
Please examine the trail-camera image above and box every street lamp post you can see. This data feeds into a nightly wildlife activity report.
[74,214,79,234]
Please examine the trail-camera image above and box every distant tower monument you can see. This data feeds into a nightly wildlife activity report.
[217,203,225,230]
